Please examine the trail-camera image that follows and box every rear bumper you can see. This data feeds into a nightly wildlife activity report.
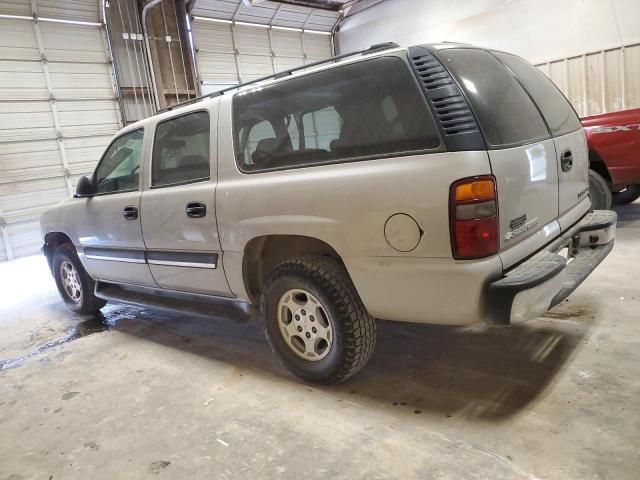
[487,210,616,325]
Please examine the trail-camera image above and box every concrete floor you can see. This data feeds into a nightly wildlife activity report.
[1,204,639,480]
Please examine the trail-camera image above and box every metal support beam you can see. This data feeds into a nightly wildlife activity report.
[172,0,192,100]
[300,9,314,62]
[185,13,201,96]
[268,5,282,74]
[142,0,164,109]
[160,0,180,103]
[581,54,587,116]
[329,12,344,56]
[600,50,606,113]
[621,46,626,110]
[100,0,126,127]
[230,2,243,83]
[267,27,276,74]
[31,0,74,197]
[0,210,14,261]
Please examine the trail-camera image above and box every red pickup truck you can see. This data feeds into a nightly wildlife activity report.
[583,107,640,209]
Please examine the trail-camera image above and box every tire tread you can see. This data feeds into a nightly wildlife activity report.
[261,255,376,384]
[54,243,106,315]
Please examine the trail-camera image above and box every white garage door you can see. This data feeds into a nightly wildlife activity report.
[0,0,121,261]
[191,0,336,93]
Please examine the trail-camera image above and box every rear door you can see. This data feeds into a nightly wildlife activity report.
[439,48,560,264]
[492,52,589,229]
[140,106,232,296]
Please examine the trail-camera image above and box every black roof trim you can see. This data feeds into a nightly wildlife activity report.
[407,45,486,151]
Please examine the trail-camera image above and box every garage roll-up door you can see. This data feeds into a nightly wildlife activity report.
[193,18,332,91]
[0,1,121,260]
[191,0,335,93]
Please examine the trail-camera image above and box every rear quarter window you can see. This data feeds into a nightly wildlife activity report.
[491,51,582,137]
[439,48,550,148]
[232,56,441,172]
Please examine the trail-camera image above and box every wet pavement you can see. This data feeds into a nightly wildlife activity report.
[0,202,639,479]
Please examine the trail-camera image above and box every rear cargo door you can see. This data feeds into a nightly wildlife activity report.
[492,52,590,229]
[439,49,559,260]
[549,129,590,227]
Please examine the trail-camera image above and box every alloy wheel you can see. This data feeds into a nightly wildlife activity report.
[277,288,333,361]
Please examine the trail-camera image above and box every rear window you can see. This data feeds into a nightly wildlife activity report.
[439,48,550,148]
[492,51,582,137]
[233,56,441,172]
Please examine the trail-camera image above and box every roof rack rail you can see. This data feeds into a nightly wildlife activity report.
[159,42,401,113]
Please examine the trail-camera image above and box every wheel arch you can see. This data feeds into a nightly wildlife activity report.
[242,234,345,304]
[589,149,612,184]
[43,232,74,273]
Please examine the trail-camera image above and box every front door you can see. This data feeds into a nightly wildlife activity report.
[75,127,156,287]
[140,108,231,296]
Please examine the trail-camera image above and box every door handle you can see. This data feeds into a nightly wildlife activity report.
[186,201,207,218]
[123,205,138,220]
[560,149,573,172]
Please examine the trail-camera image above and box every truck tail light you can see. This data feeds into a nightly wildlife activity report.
[450,175,499,260]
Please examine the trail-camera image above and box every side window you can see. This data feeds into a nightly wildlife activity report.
[95,128,144,194]
[287,115,301,150]
[242,120,276,165]
[233,56,441,172]
[302,107,342,150]
[440,48,550,148]
[152,111,210,187]
[492,52,582,137]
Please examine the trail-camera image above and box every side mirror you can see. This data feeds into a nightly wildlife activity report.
[75,175,96,198]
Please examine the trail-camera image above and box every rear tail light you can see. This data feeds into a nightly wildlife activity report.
[450,175,499,260]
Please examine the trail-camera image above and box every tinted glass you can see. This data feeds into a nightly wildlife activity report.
[233,57,440,172]
[493,51,582,137]
[440,49,550,148]
[152,111,210,187]
[95,128,143,194]
[302,107,342,150]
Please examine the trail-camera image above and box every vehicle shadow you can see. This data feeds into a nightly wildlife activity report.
[95,298,593,422]
[613,199,640,227]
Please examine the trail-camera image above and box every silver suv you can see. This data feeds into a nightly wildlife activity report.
[41,43,616,384]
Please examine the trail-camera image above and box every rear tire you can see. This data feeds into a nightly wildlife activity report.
[261,255,376,384]
[613,184,640,206]
[52,243,106,315]
[588,169,612,210]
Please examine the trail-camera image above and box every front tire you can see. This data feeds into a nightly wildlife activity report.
[261,256,376,384]
[588,169,612,210]
[613,184,640,206]
[52,243,106,315]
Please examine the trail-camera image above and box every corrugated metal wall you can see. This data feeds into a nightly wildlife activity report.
[0,0,121,261]
[536,43,640,117]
